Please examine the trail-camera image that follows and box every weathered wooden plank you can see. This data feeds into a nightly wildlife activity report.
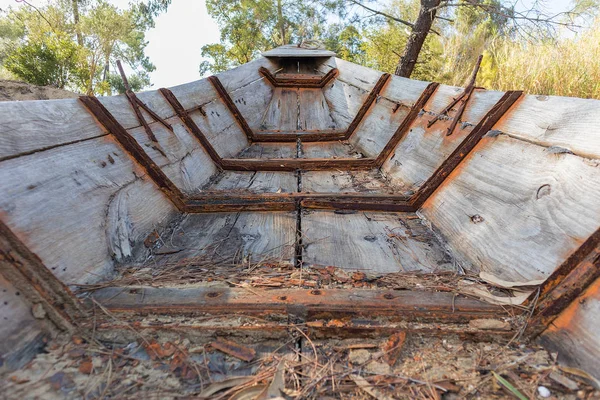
[202,171,297,194]
[215,57,278,92]
[350,97,412,157]
[321,81,369,130]
[317,58,381,91]
[0,137,177,284]
[133,211,297,265]
[189,99,250,158]
[420,134,600,286]
[383,75,431,105]
[540,276,600,384]
[300,142,365,159]
[90,286,507,323]
[259,88,299,131]
[0,272,46,369]
[298,89,338,130]
[302,170,399,194]
[98,89,174,131]
[0,98,105,161]
[495,94,600,159]
[237,143,298,159]
[302,211,454,274]
[382,89,506,192]
[126,118,218,194]
[230,77,274,130]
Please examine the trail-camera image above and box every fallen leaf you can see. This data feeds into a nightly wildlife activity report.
[381,331,407,366]
[78,359,93,375]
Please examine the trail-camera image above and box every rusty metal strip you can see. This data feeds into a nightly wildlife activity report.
[252,131,348,142]
[343,73,391,140]
[185,197,297,213]
[259,66,339,88]
[79,96,186,210]
[220,157,375,171]
[375,82,440,166]
[0,221,86,330]
[525,228,600,338]
[116,61,172,142]
[185,192,413,213]
[301,199,415,212]
[410,90,523,208]
[88,286,513,324]
[159,88,223,167]
[208,75,255,141]
[427,55,482,136]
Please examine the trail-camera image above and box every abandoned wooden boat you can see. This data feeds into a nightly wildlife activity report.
[0,45,598,388]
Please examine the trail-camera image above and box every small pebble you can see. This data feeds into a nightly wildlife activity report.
[538,386,551,398]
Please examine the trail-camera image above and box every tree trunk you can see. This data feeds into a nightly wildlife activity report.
[277,0,286,45]
[72,0,83,46]
[395,0,440,77]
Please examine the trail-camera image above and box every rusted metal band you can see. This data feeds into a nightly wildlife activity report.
[344,73,391,140]
[252,131,348,142]
[220,157,376,171]
[259,66,339,88]
[410,90,523,208]
[301,199,416,212]
[525,228,600,338]
[208,75,255,141]
[79,96,186,211]
[88,286,513,324]
[376,82,440,165]
[159,88,223,167]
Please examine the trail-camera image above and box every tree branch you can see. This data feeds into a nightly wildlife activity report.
[348,0,442,36]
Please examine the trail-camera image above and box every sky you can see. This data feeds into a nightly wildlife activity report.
[0,0,581,88]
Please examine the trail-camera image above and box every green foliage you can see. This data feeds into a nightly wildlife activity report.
[200,0,343,73]
[0,0,166,94]
[4,32,80,87]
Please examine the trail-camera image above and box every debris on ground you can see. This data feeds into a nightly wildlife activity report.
[2,330,598,399]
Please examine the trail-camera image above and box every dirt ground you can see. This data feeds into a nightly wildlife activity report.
[0,80,78,102]
[1,329,599,399]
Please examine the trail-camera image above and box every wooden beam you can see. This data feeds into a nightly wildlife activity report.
[79,96,186,211]
[375,82,440,165]
[301,198,415,212]
[259,66,339,88]
[252,131,348,142]
[220,157,376,171]
[159,88,223,167]
[88,286,513,324]
[409,90,523,208]
[208,75,255,141]
[525,228,600,337]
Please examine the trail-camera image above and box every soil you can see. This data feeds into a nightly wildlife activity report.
[0,80,79,102]
[1,332,599,399]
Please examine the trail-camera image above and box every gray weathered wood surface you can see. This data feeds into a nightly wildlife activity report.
[133,211,297,266]
[540,276,600,384]
[494,94,600,160]
[381,88,506,194]
[0,98,106,161]
[203,171,297,194]
[420,134,600,286]
[0,137,176,284]
[302,210,455,274]
[302,170,398,194]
